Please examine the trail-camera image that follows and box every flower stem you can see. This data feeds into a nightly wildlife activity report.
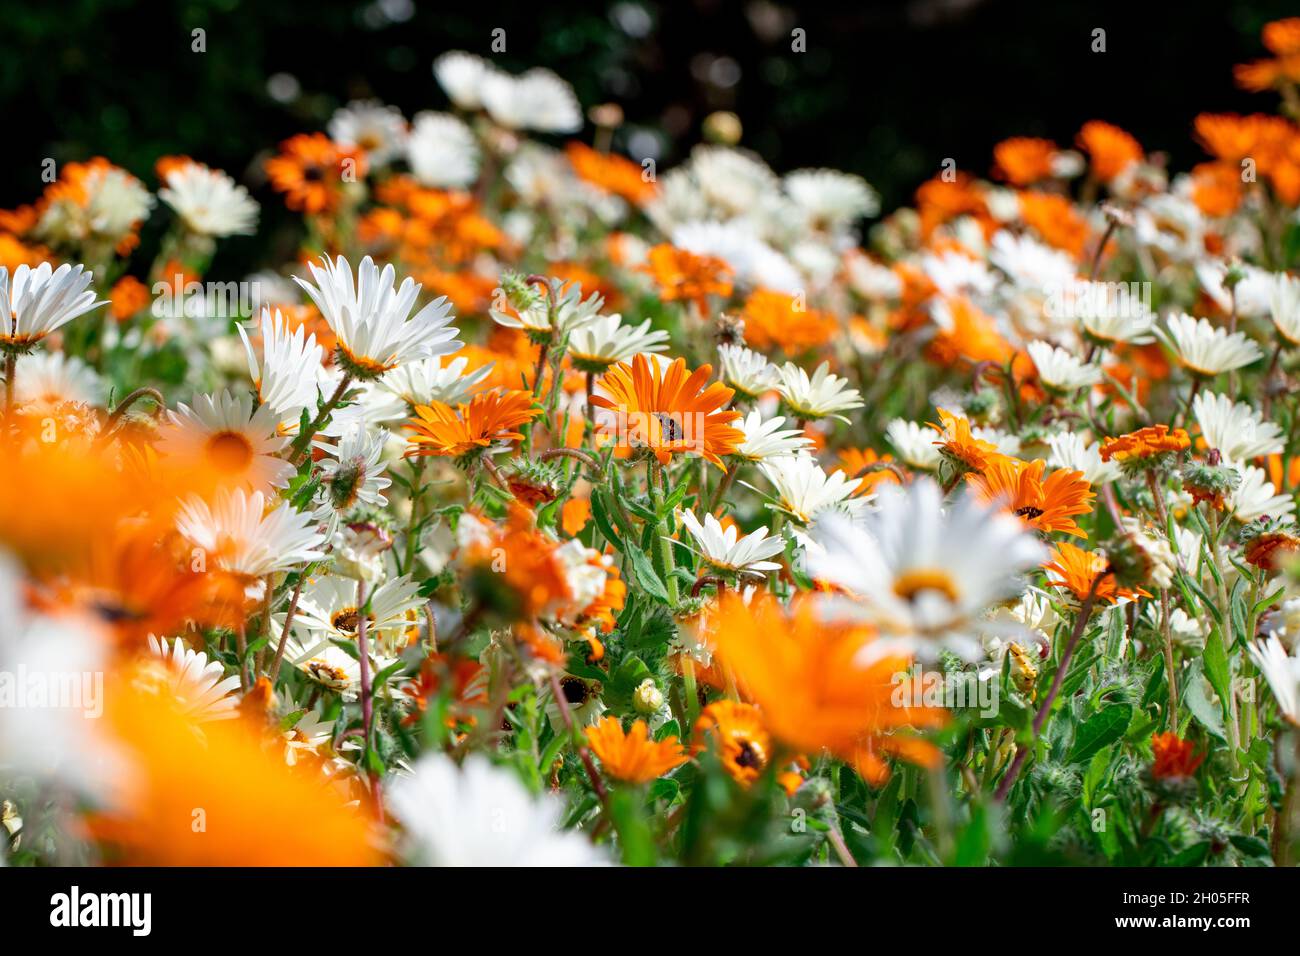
[290,373,352,466]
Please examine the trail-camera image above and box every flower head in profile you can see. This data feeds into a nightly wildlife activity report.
[678,508,785,577]
[0,263,106,354]
[405,388,540,462]
[929,407,1007,481]
[380,355,493,410]
[776,360,863,422]
[966,456,1094,538]
[140,636,241,723]
[566,313,669,373]
[1100,424,1190,472]
[716,344,777,400]
[490,274,604,340]
[591,353,742,469]
[1027,340,1101,393]
[585,716,688,784]
[756,454,867,524]
[1247,635,1300,726]
[294,255,461,378]
[174,489,327,602]
[732,409,813,461]
[238,307,325,435]
[1161,313,1262,377]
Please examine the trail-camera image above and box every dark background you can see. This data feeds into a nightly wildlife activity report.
[1,0,1291,274]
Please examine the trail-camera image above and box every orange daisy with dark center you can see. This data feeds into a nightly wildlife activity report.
[966,456,1094,537]
[691,700,772,786]
[590,354,742,469]
[1044,542,1148,604]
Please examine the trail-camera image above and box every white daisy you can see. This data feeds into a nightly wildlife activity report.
[144,636,241,723]
[1072,278,1157,345]
[677,509,785,577]
[175,489,327,592]
[566,314,669,372]
[158,160,259,237]
[755,454,867,524]
[158,390,295,493]
[490,277,603,337]
[35,163,153,248]
[1046,431,1120,485]
[887,418,942,471]
[1247,636,1300,725]
[389,753,610,866]
[380,355,492,409]
[783,168,879,231]
[407,111,480,189]
[1192,391,1284,461]
[717,344,777,399]
[286,573,423,654]
[670,220,802,293]
[328,100,408,166]
[1229,465,1295,523]
[293,255,461,378]
[434,51,495,110]
[1161,313,1262,376]
[1268,272,1300,347]
[238,307,326,435]
[807,480,1047,660]
[316,425,392,513]
[282,637,398,700]
[13,350,102,411]
[732,409,812,461]
[775,361,863,422]
[1027,340,1101,392]
[989,231,1077,292]
[0,263,106,352]
[481,67,582,133]
[1196,260,1274,319]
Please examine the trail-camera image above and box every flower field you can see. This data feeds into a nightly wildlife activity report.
[4,17,1300,869]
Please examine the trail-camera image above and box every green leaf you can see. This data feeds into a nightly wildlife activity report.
[1184,663,1227,742]
[1068,703,1132,764]
[1202,625,1231,718]
[628,547,670,603]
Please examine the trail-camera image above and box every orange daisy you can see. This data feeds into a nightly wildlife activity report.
[835,447,901,497]
[641,243,734,311]
[707,592,946,786]
[929,407,1006,476]
[691,700,772,786]
[992,137,1059,186]
[1100,425,1190,465]
[566,142,658,206]
[590,354,743,469]
[1150,732,1204,780]
[264,133,366,214]
[1044,541,1147,604]
[585,716,688,784]
[405,388,541,460]
[1075,120,1143,182]
[739,288,837,352]
[966,456,1094,537]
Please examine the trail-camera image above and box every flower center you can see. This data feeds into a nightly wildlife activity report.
[893,568,960,604]
[206,430,255,473]
[331,607,374,634]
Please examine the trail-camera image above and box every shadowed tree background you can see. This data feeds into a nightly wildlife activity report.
[1,0,1292,275]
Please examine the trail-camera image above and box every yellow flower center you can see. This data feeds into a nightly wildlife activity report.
[892,568,960,604]
[206,430,255,473]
